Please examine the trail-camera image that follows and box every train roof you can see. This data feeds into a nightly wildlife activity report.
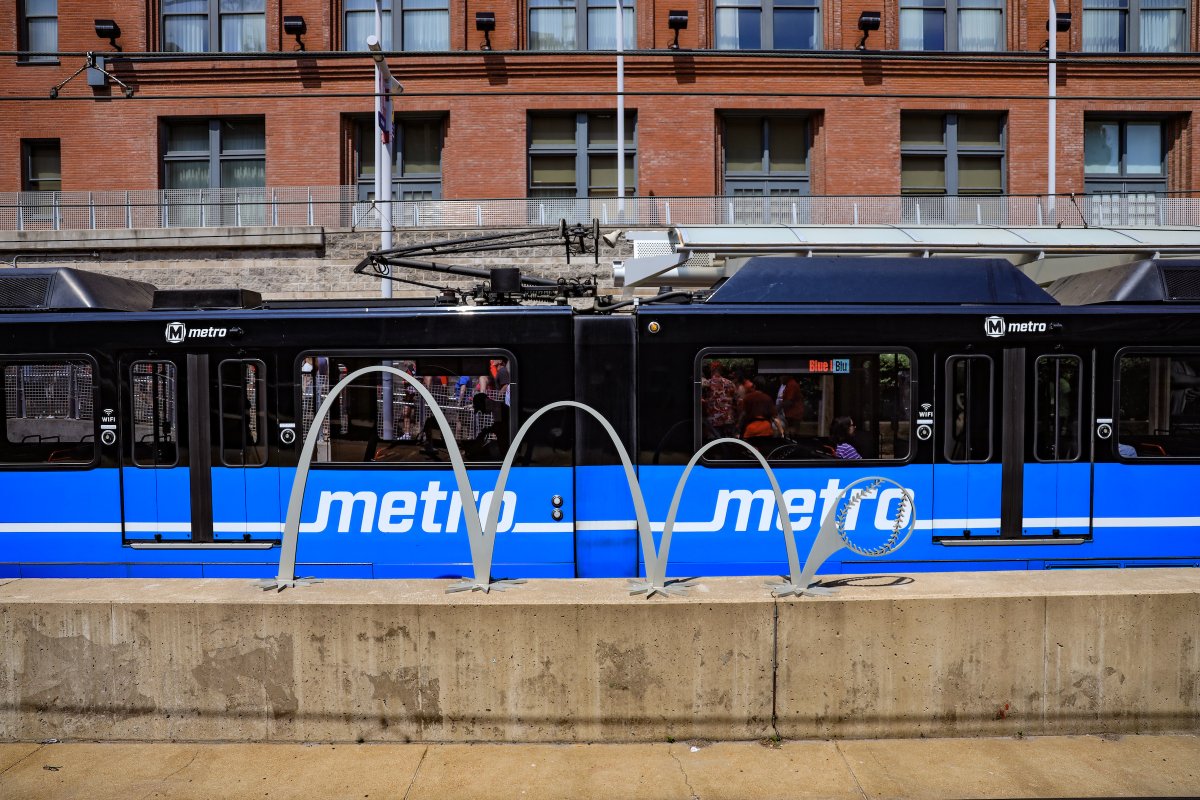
[1047,259,1200,305]
[704,257,1058,305]
[0,267,157,312]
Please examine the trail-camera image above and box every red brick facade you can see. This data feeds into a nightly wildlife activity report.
[3,0,1198,198]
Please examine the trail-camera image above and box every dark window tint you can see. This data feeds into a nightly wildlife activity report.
[700,352,912,462]
[131,361,179,467]
[219,360,266,466]
[945,355,992,462]
[1117,353,1200,458]
[299,354,513,464]
[1035,355,1082,461]
[2,360,94,465]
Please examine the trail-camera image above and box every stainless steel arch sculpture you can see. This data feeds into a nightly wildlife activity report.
[259,365,492,591]
[259,369,915,597]
[644,438,803,596]
[777,476,916,597]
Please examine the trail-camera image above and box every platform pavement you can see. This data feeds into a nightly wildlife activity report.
[1,734,1199,799]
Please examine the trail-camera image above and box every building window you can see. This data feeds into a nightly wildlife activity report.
[528,113,636,198]
[900,0,1003,51]
[355,116,445,201]
[528,0,635,50]
[163,0,266,53]
[901,112,1004,196]
[1084,119,1166,193]
[722,115,809,196]
[1082,0,1188,52]
[18,0,57,62]
[344,0,450,51]
[162,118,265,225]
[715,0,820,49]
[22,140,61,192]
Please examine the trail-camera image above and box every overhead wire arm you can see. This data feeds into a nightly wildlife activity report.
[353,219,608,303]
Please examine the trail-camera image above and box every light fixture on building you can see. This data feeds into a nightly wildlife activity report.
[667,10,688,50]
[283,16,307,50]
[856,12,881,51]
[475,12,496,51]
[1041,12,1071,49]
[94,19,122,51]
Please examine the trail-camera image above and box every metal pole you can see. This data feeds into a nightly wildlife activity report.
[615,0,625,214]
[368,28,399,440]
[1048,0,1057,224]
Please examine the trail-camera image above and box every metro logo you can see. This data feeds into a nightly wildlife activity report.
[708,479,913,533]
[302,482,516,534]
[299,478,914,535]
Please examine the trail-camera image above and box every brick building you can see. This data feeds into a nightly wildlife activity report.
[1,1,1198,295]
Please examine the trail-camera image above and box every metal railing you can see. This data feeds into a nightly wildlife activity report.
[3,188,1199,233]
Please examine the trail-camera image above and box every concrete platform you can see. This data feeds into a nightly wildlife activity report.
[1,570,1198,743]
[2,735,1199,799]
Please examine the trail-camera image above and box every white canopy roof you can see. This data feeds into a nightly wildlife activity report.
[616,225,1200,289]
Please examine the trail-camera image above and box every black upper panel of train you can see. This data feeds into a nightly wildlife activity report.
[704,257,1057,305]
[1046,259,1200,305]
[3,257,1200,314]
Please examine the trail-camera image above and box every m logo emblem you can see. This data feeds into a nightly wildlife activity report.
[984,316,1006,338]
[165,322,187,343]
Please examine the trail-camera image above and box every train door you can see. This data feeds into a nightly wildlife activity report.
[1094,347,1200,563]
[1023,349,1090,537]
[120,351,279,544]
[212,356,280,541]
[934,351,1002,536]
[934,345,1091,544]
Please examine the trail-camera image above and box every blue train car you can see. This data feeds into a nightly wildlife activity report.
[1,257,1198,579]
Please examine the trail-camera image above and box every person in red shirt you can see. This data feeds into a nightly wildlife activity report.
[740,376,781,439]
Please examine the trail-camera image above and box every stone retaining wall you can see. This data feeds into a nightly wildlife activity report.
[0,226,637,300]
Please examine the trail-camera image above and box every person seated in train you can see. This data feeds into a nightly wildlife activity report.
[740,376,782,439]
[831,416,862,460]
[469,391,510,460]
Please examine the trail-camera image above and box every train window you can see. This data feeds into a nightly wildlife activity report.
[699,352,912,462]
[298,353,513,465]
[219,360,267,467]
[1034,355,1082,462]
[1,360,96,466]
[131,361,179,467]
[1117,353,1200,459]
[945,355,992,462]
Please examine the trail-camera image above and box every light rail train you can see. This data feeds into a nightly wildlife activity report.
[2,255,1198,579]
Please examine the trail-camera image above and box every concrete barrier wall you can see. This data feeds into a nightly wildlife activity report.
[1,571,1197,743]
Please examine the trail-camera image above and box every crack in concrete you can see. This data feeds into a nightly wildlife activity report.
[668,745,700,800]
[160,750,199,783]
[833,742,869,800]
[0,744,43,777]
[770,597,781,740]
[401,744,429,800]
